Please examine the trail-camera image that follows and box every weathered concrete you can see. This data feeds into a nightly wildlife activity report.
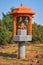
[13,35,32,41]
[17,29,27,35]
[18,42,25,59]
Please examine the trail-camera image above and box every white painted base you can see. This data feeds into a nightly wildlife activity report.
[13,35,32,41]
[17,29,27,35]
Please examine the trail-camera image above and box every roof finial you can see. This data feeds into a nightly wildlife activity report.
[21,3,23,6]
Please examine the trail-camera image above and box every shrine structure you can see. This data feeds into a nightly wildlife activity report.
[10,4,35,59]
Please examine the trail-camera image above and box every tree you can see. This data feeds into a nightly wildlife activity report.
[0,8,43,45]
[2,13,12,31]
[32,22,43,43]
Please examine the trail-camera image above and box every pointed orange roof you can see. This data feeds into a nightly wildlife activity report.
[10,4,35,15]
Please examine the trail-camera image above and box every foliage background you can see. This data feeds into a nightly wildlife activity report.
[0,9,43,45]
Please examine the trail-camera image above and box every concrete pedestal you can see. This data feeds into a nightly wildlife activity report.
[13,29,32,59]
[17,29,27,35]
[18,42,25,59]
[13,29,32,41]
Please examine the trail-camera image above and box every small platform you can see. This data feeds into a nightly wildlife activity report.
[13,35,32,41]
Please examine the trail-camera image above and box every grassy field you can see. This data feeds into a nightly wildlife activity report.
[0,43,43,65]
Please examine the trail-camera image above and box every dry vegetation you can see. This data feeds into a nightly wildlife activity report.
[0,43,43,65]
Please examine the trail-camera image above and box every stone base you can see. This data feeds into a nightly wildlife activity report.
[13,35,32,41]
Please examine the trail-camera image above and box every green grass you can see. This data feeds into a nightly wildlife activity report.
[22,59,29,62]
[4,57,17,61]
[39,46,43,50]
[28,45,39,53]
[28,50,37,53]
[36,46,43,51]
